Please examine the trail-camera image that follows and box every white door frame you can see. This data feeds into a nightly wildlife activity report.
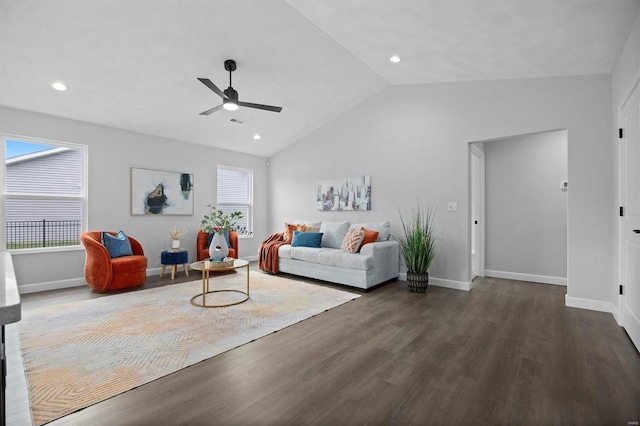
[470,144,485,281]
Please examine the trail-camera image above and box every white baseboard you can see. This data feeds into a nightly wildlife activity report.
[19,267,166,294]
[19,277,87,294]
[17,262,257,294]
[485,269,567,286]
[398,273,471,292]
[565,295,615,314]
[612,305,621,325]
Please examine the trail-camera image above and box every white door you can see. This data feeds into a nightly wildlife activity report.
[620,83,640,352]
[470,145,485,279]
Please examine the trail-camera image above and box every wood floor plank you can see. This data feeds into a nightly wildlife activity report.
[9,274,639,425]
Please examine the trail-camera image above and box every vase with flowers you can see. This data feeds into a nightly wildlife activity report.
[200,205,247,261]
[168,226,187,249]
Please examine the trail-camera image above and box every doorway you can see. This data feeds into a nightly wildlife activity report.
[472,130,568,286]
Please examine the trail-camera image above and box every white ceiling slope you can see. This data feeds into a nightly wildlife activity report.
[1,1,638,157]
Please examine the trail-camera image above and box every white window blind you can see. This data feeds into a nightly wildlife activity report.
[217,165,252,235]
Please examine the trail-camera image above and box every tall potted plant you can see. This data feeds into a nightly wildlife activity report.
[396,205,436,293]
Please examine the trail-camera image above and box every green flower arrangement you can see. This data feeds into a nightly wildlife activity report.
[200,205,248,235]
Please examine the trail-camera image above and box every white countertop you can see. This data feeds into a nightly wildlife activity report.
[0,251,21,326]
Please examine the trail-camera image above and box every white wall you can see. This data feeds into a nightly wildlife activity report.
[612,8,640,318]
[483,130,568,284]
[268,74,614,308]
[0,107,268,292]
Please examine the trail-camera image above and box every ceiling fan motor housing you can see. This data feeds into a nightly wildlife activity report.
[224,87,238,101]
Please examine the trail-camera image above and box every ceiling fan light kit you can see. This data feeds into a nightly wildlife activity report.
[198,59,282,115]
[223,99,239,111]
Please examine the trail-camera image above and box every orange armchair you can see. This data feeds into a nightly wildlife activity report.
[196,230,238,261]
[80,231,148,292]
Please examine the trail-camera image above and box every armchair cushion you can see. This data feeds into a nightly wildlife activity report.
[102,231,133,258]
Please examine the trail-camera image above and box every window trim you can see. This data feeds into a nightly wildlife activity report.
[2,133,88,253]
[217,164,253,237]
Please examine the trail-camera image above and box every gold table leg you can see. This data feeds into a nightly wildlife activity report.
[190,264,250,308]
[246,263,250,296]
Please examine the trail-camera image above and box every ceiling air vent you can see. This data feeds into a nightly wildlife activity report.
[229,118,244,124]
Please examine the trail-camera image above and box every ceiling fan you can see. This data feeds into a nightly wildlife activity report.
[197,59,282,115]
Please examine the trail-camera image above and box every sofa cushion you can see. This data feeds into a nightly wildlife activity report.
[320,221,350,249]
[341,227,365,254]
[318,249,373,271]
[350,222,391,241]
[278,244,292,259]
[290,246,329,263]
[292,231,323,248]
[102,231,133,258]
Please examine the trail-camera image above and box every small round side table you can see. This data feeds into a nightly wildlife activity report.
[161,250,189,280]
[190,259,250,308]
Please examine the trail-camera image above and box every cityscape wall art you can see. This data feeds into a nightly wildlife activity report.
[317,175,371,211]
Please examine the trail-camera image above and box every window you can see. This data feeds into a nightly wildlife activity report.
[217,165,252,236]
[2,135,87,251]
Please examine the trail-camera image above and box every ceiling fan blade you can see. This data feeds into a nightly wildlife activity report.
[199,105,223,115]
[238,101,282,113]
[197,78,226,99]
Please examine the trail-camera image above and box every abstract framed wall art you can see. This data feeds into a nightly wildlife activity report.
[317,175,371,211]
[130,168,194,215]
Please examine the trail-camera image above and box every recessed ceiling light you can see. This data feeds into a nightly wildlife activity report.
[253,134,261,140]
[52,82,67,91]
[389,56,401,63]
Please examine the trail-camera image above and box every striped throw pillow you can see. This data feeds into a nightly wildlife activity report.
[341,227,365,254]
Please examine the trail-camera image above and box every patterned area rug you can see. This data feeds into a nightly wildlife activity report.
[18,272,360,425]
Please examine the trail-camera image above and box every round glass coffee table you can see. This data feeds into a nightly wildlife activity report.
[189,259,250,308]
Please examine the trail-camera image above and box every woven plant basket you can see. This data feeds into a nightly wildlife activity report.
[406,271,429,293]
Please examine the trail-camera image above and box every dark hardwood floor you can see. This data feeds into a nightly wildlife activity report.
[22,272,640,425]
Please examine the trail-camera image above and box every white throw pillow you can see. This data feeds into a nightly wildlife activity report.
[350,222,391,241]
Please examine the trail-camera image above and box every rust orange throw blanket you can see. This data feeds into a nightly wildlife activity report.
[259,232,286,273]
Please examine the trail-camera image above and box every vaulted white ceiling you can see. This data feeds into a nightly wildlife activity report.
[1,0,638,157]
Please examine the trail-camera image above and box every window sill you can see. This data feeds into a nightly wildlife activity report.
[8,245,84,255]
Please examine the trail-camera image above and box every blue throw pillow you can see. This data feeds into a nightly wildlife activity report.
[291,231,323,248]
[207,229,231,248]
[102,231,133,258]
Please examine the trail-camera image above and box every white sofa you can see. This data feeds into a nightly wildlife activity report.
[277,220,399,290]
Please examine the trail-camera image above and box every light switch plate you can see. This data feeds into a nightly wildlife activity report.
[448,202,458,212]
